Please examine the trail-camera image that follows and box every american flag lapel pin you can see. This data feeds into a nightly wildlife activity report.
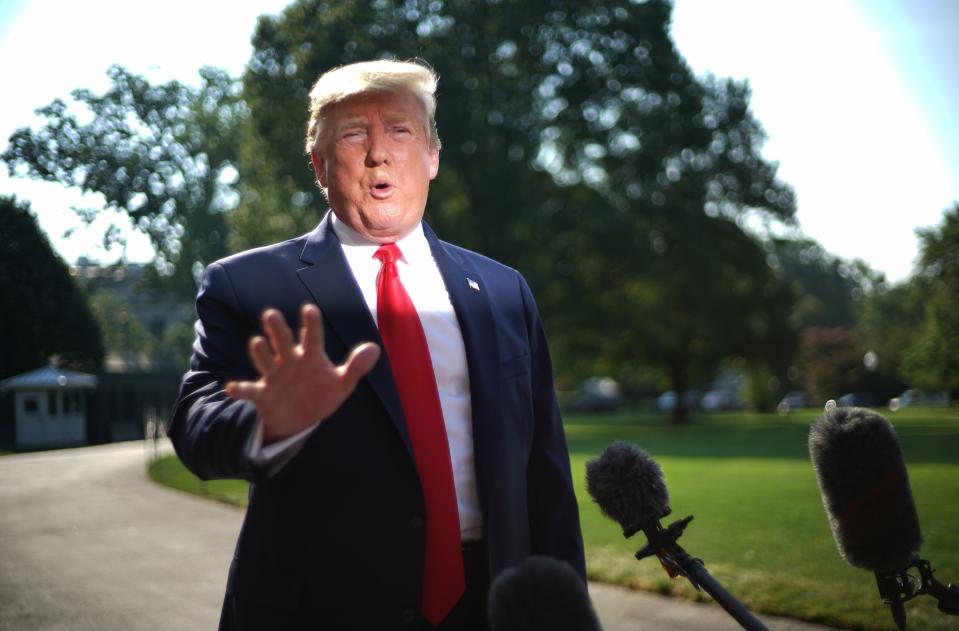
[467,277,480,291]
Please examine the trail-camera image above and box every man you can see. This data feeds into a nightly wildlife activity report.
[169,59,584,630]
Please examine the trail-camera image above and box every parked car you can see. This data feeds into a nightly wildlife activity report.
[657,390,701,413]
[702,389,742,412]
[568,377,623,412]
[837,392,878,407]
[888,389,951,411]
[777,391,807,415]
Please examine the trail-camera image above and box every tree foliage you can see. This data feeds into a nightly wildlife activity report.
[903,204,959,396]
[763,234,921,403]
[0,196,104,379]
[797,326,865,406]
[855,281,923,399]
[237,0,798,422]
[153,322,197,372]
[88,290,156,369]
[914,203,959,292]
[2,66,244,296]
[768,237,874,329]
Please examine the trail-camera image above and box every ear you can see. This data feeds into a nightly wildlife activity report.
[428,146,440,181]
[310,151,328,188]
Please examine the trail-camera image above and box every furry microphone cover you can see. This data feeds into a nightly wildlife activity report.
[487,556,601,631]
[809,407,922,573]
[585,441,670,537]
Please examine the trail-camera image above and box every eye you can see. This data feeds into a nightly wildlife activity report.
[341,129,366,143]
[391,126,412,137]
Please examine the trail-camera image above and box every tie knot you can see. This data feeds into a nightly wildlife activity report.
[374,243,402,266]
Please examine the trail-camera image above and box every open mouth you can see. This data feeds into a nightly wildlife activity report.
[370,180,394,199]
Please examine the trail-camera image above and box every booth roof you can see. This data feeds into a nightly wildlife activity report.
[0,365,98,391]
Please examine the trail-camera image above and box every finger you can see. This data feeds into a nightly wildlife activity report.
[300,303,326,360]
[226,380,264,402]
[339,342,381,389]
[262,308,296,362]
[249,336,276,377]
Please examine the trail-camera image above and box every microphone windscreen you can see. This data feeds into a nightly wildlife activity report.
[488,556,602,631]
[809,407,922,573]
[585,441,669,536]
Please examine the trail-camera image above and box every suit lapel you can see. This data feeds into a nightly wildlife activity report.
[294,217,501,474]
[296,214,412,455]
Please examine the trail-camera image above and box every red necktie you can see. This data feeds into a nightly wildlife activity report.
[374,243,465,624]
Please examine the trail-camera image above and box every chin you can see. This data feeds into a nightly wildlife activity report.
[359,221,408,242]
[364,207,419,233]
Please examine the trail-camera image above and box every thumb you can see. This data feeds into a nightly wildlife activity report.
[340,342,381,388]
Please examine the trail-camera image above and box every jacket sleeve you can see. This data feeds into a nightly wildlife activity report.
[519,274,587,579]
[168,261,262,482]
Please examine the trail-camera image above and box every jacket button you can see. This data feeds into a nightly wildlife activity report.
[411,515,423,528]
[401,608,416,623]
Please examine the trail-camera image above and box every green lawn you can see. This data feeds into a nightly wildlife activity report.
[150,406,959,630]
[148,452,249,507]
[567,406,959,631]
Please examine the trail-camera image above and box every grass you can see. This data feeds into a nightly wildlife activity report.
[149,405,959,630]
[567,406,959,631]
[147,453,249,507]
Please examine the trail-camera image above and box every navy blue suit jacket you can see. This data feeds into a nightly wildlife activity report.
[169,215,585,629]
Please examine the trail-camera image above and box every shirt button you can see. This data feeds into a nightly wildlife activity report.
[411,515,423,529]
[401,608,416,623]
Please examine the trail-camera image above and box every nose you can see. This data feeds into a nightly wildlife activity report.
[365,127,389,167]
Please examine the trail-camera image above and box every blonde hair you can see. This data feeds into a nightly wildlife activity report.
[305,59,441,155]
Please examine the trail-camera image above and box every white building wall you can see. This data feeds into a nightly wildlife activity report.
[14,389,86,447]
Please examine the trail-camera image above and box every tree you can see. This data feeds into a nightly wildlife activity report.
[88,290,155,370]
[902,204,959,398]
[767,235,897,401]
[153,322,197,372]
[0,196,104,379]
[2,66,244,296]
[914,203,959,291]
[797,326,866,406]
[902,291,959,398]
[236,0,798,422]
[855,280,924,400]
[768,237,875,329]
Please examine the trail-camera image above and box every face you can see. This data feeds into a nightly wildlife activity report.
[311,90,440,243]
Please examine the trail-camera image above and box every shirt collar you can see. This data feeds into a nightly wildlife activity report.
[330,212,431,265]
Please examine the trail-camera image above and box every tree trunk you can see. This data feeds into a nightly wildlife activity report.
[670,361,690,425]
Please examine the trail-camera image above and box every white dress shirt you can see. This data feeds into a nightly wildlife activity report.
[248,215,483,540]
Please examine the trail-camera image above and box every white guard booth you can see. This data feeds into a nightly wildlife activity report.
[0,365,98,448]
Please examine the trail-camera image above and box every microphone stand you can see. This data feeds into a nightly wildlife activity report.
[626,511,770,631]
[875,558,959,630]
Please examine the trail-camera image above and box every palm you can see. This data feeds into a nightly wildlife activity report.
[226,305,380,442]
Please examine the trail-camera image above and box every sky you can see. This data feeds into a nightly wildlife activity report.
[1,0,957,284]
[671,0,959,282]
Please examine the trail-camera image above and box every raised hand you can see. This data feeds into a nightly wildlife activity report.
[225,303,380,443]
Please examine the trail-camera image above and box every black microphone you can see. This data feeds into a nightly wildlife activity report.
[585,441,770,631]
[584,441,670,538]
[487,556,602,631]
[809,406,922,571]
[809,406,959,629]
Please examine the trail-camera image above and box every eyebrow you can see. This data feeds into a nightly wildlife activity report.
[335,112,416,130]
[334,117,368,131]
[382,112,414,126]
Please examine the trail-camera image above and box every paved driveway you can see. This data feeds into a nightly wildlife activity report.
[0,441,837,630]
